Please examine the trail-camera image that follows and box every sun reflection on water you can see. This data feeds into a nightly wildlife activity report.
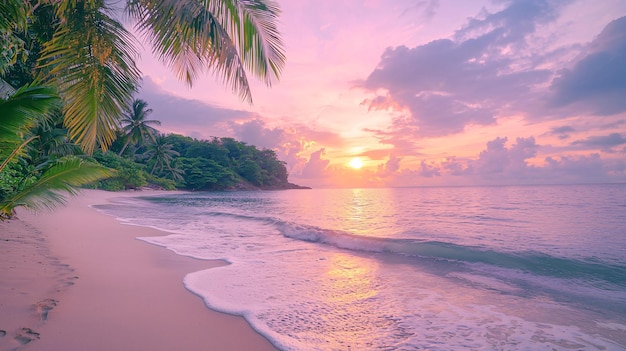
[326,252,380,303]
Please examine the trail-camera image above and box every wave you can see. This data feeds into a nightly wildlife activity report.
[107,198,626,290]
[276,222,626,287]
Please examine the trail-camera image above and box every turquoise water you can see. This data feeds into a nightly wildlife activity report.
[95,184,626,350]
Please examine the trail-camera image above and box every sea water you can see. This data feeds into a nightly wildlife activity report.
[94,184,626,350]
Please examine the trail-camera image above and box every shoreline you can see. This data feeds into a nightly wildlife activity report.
[0,189,277,351]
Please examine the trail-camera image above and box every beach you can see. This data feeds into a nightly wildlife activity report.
[88,186,626,350]
[0,189,277,351]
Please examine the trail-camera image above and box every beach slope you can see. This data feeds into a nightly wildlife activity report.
[0,190,277,351]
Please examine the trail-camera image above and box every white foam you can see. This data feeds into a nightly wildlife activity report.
[95,189,626,351]
[446,272,524,293]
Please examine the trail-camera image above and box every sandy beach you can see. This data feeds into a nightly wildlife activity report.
[0,189,277,351]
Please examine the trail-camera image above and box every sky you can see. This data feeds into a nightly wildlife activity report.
[132,0,626,188]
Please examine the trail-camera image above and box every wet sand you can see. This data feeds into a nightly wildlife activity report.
[0,189,277,351]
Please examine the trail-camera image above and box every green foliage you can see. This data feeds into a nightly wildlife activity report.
[4,0,285,154]
[38,1,141,154]
[0,0,28,77]
[118,99,160,156]
[143,134,179,175]
[152,134,290,190]
[0,156,114,218]
[177,157,237,190]
[93,152,147,191]
[0,0,289,218]
[146,174,177,191]
[0,162,37,203]
[0,82,116,219]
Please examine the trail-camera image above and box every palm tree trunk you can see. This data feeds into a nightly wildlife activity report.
[150,161,157,175]
[118,138,131,156]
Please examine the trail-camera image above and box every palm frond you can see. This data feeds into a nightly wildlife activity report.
[127,0,285,104]
[0,156,115,217]
[0,135,37,174]
[39,1,141,154]
[0,85,58,145]
[209,0,285,83]
[0,0,27,32]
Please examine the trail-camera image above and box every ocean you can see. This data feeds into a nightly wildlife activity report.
[94,184,626,350]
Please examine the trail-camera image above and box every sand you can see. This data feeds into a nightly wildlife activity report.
[0,190,278,351]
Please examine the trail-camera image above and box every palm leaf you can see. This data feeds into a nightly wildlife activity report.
[209,0,285,83]
[0,84,58,144]
[0,0,27,32]
[0,156,115,217]
[39,0,141,154]
[0,135,37,174]
[0,84,58,168]
[127,0,285,104]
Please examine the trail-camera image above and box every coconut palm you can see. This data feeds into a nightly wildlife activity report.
[118,99,160,156]
[31,0,285,154]
[143,134,180,175]
[0,84,114,219]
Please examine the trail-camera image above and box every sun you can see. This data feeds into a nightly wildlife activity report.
[349,157,363,169]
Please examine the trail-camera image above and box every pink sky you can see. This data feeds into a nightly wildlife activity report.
[133,0,626,188]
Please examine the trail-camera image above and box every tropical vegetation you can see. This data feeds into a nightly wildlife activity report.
[0,84,113,219]
[0,0,286,219]
[118,99,161,156]
[95,127,302,192]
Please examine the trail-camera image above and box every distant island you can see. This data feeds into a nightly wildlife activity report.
[93,133,310,192]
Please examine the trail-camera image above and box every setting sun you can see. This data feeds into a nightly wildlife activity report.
[349,157,363,169]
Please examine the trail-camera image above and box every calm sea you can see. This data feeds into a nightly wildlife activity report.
[95,184,626,350]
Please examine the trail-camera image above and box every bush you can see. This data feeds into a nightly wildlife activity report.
[93,152,148,190]
[146,175,177,190]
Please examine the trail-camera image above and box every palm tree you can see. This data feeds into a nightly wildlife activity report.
[143,134,180,175]
[30,0,285,154]
[0,84,114,219]
[118,99,160,156]
[28,111,82,163]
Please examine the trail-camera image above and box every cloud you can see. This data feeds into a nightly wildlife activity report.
[545,125,575,139]
[360,0,563,139]
[549,16,626,115]
[362,126,424,156]
[227,118,347,175]
[380,135,625,186]
[472,137,538,178]
[299,148,331,178]
[139,81,345,174]
[377,155,402,177]
[571,133,626,153]
[401,0,440,20]
[138,76,254,139]
[360,148,396,160]
[441,156,471,176]
[542,154,625,183]
[417,160,441,177]
[230,119,287,150]
[455,0,564,44]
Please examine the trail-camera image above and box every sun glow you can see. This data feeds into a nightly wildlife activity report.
[349,157,363,169]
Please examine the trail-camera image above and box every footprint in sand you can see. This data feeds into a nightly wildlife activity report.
[15,328,40,345]
[36,298,58,321]
[0,330,6,337]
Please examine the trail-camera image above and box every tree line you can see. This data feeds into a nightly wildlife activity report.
[0,0,286,219]
[93,98,300,192]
